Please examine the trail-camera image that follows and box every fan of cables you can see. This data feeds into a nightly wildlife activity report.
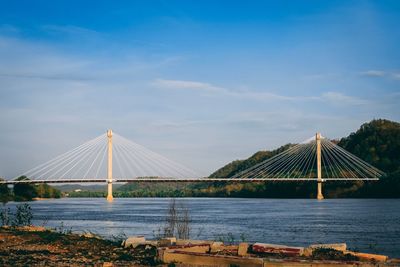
[232,135,384,180]
[13,132,200,181]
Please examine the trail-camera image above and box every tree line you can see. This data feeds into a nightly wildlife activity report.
[0,176,61,204]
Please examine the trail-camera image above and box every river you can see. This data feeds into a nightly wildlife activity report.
[6,198,400,258]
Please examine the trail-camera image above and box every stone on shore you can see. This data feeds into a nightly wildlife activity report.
[210,241,224,253]
[158,237,176,246]
[123,236,146,248]
[81,232,101,239]
[238,242,249,256]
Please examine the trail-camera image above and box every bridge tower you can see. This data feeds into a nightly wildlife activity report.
[106,129,114,202]
[316,132,324,200]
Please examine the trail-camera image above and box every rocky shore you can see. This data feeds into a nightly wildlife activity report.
[1,226,399,266]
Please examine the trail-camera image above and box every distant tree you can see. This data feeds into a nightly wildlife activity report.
[13,176,37,201]
[0,178,12,204]
[35,184,61,199]
[0,178,12,226]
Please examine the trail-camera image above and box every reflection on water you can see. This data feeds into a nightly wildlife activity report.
[6,198,400,258]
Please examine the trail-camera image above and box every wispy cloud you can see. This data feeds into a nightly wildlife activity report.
[41,25,99,36]
[153,79,228,93]
[0,24,19,35]
[153,79,312,101]
[153,78,366,105]
[361,70,386,77]
[0,34,183,84]
[321,92,368,105]
[360,70,400,81]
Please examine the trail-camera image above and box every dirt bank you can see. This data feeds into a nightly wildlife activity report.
[0,227,157,266]
[1,226,399,267]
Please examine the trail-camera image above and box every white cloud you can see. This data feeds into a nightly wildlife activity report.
[361,70,386,77]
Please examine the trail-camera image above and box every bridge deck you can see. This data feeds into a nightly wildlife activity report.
[0,178,379,185]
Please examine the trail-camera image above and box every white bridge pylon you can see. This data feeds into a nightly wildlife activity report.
[5,130,385,200]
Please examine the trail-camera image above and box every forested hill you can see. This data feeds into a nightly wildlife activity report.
[210,119,400,178]
[338,119,400,174]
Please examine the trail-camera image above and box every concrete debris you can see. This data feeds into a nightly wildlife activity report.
[1,227,397,267]
[238,242,249,256]
[81,232,101,239]
[345,251,389,262]
[172,243,211,254]
[158,237,176,246]
[252,242,305,256]
[122,236,146,248]
[210,241,224,253]
[157,239,396,266]
[175,239,214,246]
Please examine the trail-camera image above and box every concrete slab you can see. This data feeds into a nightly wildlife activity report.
[159,237,176,246]
[253,243,304,256]
[162,250,264,267]
[345,251,388,262]
[123,236,146,248]
[175,239,214,246]
[238,242,249,256]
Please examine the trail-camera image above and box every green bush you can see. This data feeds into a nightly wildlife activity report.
[13,203,33,226]
[0,203,33,227]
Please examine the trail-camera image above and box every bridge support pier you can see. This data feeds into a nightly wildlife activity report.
[106,129,114,202]
[317,181,324,200]
[107,181,113,202]
[316,132,324,200]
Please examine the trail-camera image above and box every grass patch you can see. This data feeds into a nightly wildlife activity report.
[35,230,66,243]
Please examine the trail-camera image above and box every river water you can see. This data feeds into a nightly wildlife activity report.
[6,198,400,258]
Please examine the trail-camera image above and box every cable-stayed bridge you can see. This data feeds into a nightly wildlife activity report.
[1,130,384,200]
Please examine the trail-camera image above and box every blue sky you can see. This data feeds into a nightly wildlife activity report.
[0,0,399,178]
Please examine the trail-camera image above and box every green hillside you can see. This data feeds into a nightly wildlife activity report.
[338,119,400,173]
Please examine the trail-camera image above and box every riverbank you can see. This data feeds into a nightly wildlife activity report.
[4,198,400,258]
[0,226,156,266]
[1,226,399,266]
